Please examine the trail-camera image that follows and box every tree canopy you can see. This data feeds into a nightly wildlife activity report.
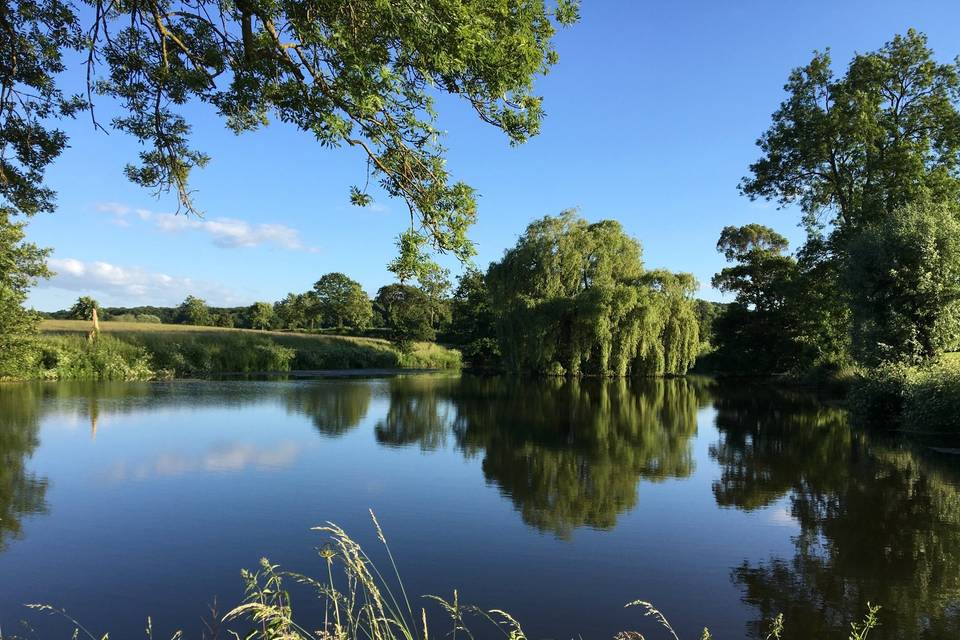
[1,0,578,272]
[486,211,700,377]
[313,272,372,329]
[0,214,50,378]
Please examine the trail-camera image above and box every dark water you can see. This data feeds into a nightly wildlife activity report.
[1,375,959,639]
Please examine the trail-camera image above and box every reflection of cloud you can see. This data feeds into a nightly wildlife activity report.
[100,441,301,482]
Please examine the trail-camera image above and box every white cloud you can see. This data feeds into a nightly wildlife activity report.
[44,257,245,306]
[94,202,320,252]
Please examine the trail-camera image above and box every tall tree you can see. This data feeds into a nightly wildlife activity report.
[246,301,275,331]
[176,295,211,326]
[0,215,50,378]
[846,198,960,364]
[375,283,435,348]
[741,29,960,243]
[710,225,800,374]
[313,273,372,329]
[449,268,500,367]
[486,211,700,377]
[2,0,578,273]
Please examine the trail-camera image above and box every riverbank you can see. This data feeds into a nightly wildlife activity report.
[849,353,960,433]
[18,320,461,381]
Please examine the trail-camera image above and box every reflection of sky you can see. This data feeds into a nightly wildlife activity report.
[0,379,814,640]
[99,440,302,482]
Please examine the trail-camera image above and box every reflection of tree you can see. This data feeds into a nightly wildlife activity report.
[284,381,373,436]
[452,377,707,538]
[374,376,456,450]
[711,385,960,639]
[0,384,49,551]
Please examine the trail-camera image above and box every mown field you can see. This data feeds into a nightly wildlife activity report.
[34,320,461,380]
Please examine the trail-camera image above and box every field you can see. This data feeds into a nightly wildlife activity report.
[34,320,461,379]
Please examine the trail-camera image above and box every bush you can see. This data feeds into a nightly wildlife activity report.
[851,356,960,432]
[35,335,154,380]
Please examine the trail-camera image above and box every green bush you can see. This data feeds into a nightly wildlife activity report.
[35,335,154,380]
[851,356,960,432]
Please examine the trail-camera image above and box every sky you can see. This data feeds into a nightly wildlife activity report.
[24,0,960,310]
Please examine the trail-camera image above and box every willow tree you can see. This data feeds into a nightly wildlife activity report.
[486,211,699,377]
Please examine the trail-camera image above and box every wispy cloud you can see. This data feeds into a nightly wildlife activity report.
[94,202,320,252]
[44,257,246,306]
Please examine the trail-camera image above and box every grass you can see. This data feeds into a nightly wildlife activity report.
[16,513,882,640]
[29,320,461,380]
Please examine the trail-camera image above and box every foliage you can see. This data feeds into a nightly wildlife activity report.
[375,284,436,348]
[741,29,960,244]
[313,273,372,329]
[850,355,960,433]
[28,321,461,378]
[273,292,318,331]
[448,268,500,367]
[846,198,960,365]
[34,334,154,380]
[0,385,49,551]
[0,214,51,379]
[67,296,100,321]
[737,30,960,374]
[486,211,700,376]
[1,0,578,273]
[246,301,275,331]
[175,295,212,326]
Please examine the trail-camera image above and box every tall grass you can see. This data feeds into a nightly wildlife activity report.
[20,514,881,640]
[29,322,461,380]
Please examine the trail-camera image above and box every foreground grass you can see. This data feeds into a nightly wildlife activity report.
[28,321,460,380]
[850,353,960,433]
[20,514,881,640]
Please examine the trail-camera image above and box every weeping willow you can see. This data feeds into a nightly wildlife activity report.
[487,211,700,376]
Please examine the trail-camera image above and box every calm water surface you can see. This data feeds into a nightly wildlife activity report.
[1,375,958,639]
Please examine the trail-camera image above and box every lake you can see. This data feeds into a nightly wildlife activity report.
[1,375,958,639]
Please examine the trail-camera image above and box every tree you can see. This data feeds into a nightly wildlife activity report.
[486,211,700,377]
[68,296,100,320]
[375,284,435,347]
[417,263,452,332]
[0,215,50,378]
[740,31,960,370]
[449,268,500,367]
[176,295,211,326]
[846,198,960,365]
[2,0,578,273]
[313,273,372,329]
[741,30,960,245]
[274,292,317,331]
[710,225,800,374]
[247,302,275,331]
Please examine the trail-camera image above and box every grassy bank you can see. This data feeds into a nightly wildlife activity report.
[27,320,461,380]
[850,353,960,433]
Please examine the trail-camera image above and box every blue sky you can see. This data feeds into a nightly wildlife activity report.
[25,0,960,310]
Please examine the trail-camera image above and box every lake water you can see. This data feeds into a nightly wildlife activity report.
[1,375,959,639]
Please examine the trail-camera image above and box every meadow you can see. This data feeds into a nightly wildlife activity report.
[33,320,461,380]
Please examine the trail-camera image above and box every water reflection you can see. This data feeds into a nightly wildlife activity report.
[711,384,960,639]
[450,377,709,537]
[283,380,374,436]
[0,385,49,551]
[3,376,960,640]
